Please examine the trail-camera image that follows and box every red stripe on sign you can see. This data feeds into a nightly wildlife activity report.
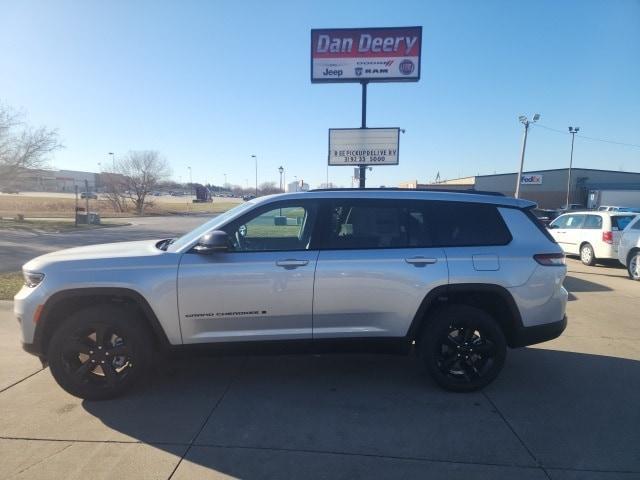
[312,27,421,59]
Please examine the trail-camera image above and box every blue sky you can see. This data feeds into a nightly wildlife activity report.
[2,0,639,188]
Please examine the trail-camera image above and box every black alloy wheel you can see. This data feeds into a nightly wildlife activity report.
[48,305,152,400]
[420,305,506,392]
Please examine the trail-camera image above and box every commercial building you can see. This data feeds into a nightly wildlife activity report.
[402,168,640,209]
[8,168,98,192]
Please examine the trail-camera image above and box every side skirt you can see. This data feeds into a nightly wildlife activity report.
[165,337,413,358]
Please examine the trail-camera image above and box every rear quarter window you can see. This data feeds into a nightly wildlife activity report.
[612,215,637,230]
[429,202,512,247]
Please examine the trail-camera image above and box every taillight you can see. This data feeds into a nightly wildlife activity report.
[534,253,566,266]
[602,231,613,244]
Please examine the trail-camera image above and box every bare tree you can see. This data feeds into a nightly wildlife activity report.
[113,151,171,215]
[0,104,61,186]
[258,181,280,196]
[100,172,129,213]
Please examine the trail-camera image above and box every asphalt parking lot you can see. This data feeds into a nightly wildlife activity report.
[0,215,209,273]
[0,258,638,480]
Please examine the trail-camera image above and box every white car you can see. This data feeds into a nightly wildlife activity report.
[548,211,638,265]
[618,215,640,280]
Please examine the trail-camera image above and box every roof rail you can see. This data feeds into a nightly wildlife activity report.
[309,187,505,197]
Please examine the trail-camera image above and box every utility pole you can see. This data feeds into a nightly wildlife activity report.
[566,127,580,208]
[84,179,90,223]
[251,154,258,196]
[514,114,540,198]
[74,185,78,227]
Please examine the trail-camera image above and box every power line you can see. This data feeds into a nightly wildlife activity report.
[532,123,640,149]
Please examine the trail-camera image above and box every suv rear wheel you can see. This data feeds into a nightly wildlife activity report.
[47,305,152,400]
[419,305,506,392]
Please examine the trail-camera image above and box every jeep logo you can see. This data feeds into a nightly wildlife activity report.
[323,68,343,77]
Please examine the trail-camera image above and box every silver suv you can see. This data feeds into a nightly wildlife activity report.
[15,189,568,399]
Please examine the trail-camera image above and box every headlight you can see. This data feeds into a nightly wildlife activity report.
[23,271,45,288]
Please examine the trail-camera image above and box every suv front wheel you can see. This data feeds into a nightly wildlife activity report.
[47,304,153,400]
[419,305,506,392]
[580,243,596,266]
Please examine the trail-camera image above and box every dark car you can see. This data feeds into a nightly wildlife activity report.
[80,192,98,199]
[532,208,558,226]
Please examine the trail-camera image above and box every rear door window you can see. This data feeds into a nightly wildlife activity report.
[323,199,434,249]
[583,215,603,229]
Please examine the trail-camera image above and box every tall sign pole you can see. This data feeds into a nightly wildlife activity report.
[359,81,368,188]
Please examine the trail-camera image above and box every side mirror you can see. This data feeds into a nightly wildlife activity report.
[194,230,229,254]
[548,224,558,229]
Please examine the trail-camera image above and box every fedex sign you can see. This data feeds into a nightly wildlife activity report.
[311,27,422,83]
[520,174,543,185]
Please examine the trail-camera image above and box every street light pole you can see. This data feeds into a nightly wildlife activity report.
[251,155,257,196]
[187,166,192,196]
[514,114,540,199]
[566,127,580,208]
[278,166,284,192]
[108,152,115,171]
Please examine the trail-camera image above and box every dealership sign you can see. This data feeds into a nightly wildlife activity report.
[520,174,543,185]
[311,27,422,83]
[329,128,399,165]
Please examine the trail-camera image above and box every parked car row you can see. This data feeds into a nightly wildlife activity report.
[547,210,640,280]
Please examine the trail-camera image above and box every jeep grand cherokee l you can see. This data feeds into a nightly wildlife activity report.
[15,189,568,399]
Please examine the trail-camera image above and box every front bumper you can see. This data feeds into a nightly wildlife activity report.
[22,342,47,365]
[510,315,567,348]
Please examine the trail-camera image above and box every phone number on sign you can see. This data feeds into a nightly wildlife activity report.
[339,156,390,163]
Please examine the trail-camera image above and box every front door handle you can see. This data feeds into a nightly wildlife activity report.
[405,257,437,266]
[276,259,309,268]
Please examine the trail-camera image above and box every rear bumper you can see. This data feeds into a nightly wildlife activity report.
[510,315,567,348]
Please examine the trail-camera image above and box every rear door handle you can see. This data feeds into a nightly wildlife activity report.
[405,257,437,266]
[276,259,309,268]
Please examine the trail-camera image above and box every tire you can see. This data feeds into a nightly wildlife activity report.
[628,251,640,281]
[418,305,507,392]
[47,304,153,400]
[580,243,596,266]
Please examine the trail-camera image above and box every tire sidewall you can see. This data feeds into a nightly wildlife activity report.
[628,252,640,281]
[47,304,152,400]
[419,305,507,392]
[580,243,595,266]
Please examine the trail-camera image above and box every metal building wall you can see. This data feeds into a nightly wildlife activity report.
[474,169,640,209]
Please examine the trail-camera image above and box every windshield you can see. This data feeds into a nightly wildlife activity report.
[167,201,256,252]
